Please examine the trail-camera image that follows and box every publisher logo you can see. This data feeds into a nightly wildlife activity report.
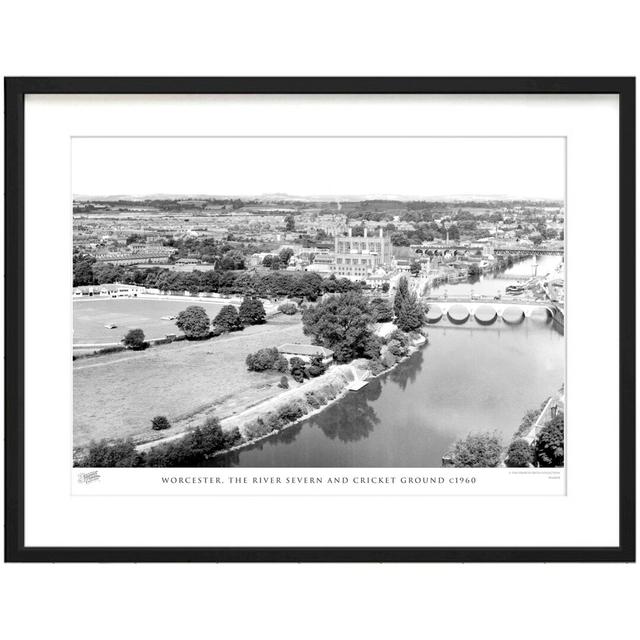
[78,470,101,484]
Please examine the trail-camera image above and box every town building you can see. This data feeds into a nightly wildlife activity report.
[72,283,147,297]
[332,228,392,280]
[93,245,176,265]
[306,251,334,275]
[249,252,275,267]
[277,344,334,365]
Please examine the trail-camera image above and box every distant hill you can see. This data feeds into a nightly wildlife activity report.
[74,193,563,205]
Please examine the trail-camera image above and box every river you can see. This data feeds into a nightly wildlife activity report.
[430,254,563,298]
[212,254,565,467]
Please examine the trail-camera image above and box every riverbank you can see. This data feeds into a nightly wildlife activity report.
[136,333,429,460]
[134,364,355,453]
[214,314,564,468]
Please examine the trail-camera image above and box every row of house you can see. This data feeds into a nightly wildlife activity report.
[73,283,148,298]
[93,245,177,265]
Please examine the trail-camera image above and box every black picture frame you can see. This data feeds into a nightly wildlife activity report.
[4,77,636,563]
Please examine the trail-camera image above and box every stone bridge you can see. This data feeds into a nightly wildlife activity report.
[410,243,564,258]
[423,295,557,325]
[493,247,564,256]
[411,244,481,257]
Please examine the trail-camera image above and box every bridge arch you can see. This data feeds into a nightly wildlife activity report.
[447,304,470,324]
[425,304,443,324]
[502,306,525,324]
[474,304,498,325]
[528,305,554,322]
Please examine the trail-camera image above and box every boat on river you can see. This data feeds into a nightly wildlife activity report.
[505,284,526,295]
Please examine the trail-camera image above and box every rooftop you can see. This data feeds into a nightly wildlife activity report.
[278,343,334,357]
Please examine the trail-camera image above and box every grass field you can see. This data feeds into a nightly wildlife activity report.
[73,297,235,344]
[73,314,307,448]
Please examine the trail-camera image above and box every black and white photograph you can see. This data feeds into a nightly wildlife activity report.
[5,77,633,564]
[72,136,566,473]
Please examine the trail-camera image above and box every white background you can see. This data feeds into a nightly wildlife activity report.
[25,94,608,545]
[1,2,638,640]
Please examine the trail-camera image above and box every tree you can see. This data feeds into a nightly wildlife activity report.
[370,297,394,322]
[279,247,294,266]
[393,276,425,332]
[362,333,383,360]
[393,276,410,318]
[176,305,211,339]
[278,302,297,315]
[246,347,288,373]
[387,337,409,358]
[239,296,266,325]
[151,415,171,431]
[409,261,421,276]
[278,376,289,389]
[442,223,460,240]
[468,263,482,277]
[93,262,124,284]
[73,254,95,286]
[293,272,323,301]
[284,214,295,231]
[535,414,564,467]
[144,417,238,467]
[395,290,425,332]
[307,355,326,377]
[289,356,307,383]
[122,328,146,350]
[321,274,339,294]
[78,438,143,467]
[219,249,245,270]
[390,232,410,246]
[450,432,503,468]
[505,439,534,467]
[213,305,243,332]
[126,233,145,245]
[302,291,377,363]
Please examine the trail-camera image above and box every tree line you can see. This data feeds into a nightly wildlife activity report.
[447,412,565,468]
[300,277,426,364]
[74,257,365,300]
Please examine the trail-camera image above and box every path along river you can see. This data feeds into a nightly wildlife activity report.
[211,255,564,468]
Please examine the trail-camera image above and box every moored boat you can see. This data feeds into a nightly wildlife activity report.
[505,285,525,295]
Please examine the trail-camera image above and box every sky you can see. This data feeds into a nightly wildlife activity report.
[72,136,565,201]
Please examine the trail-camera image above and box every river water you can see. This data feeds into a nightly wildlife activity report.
[212,254,565,468]
[430,254,563,298]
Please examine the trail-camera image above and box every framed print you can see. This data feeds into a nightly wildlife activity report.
[4,77,635,562]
